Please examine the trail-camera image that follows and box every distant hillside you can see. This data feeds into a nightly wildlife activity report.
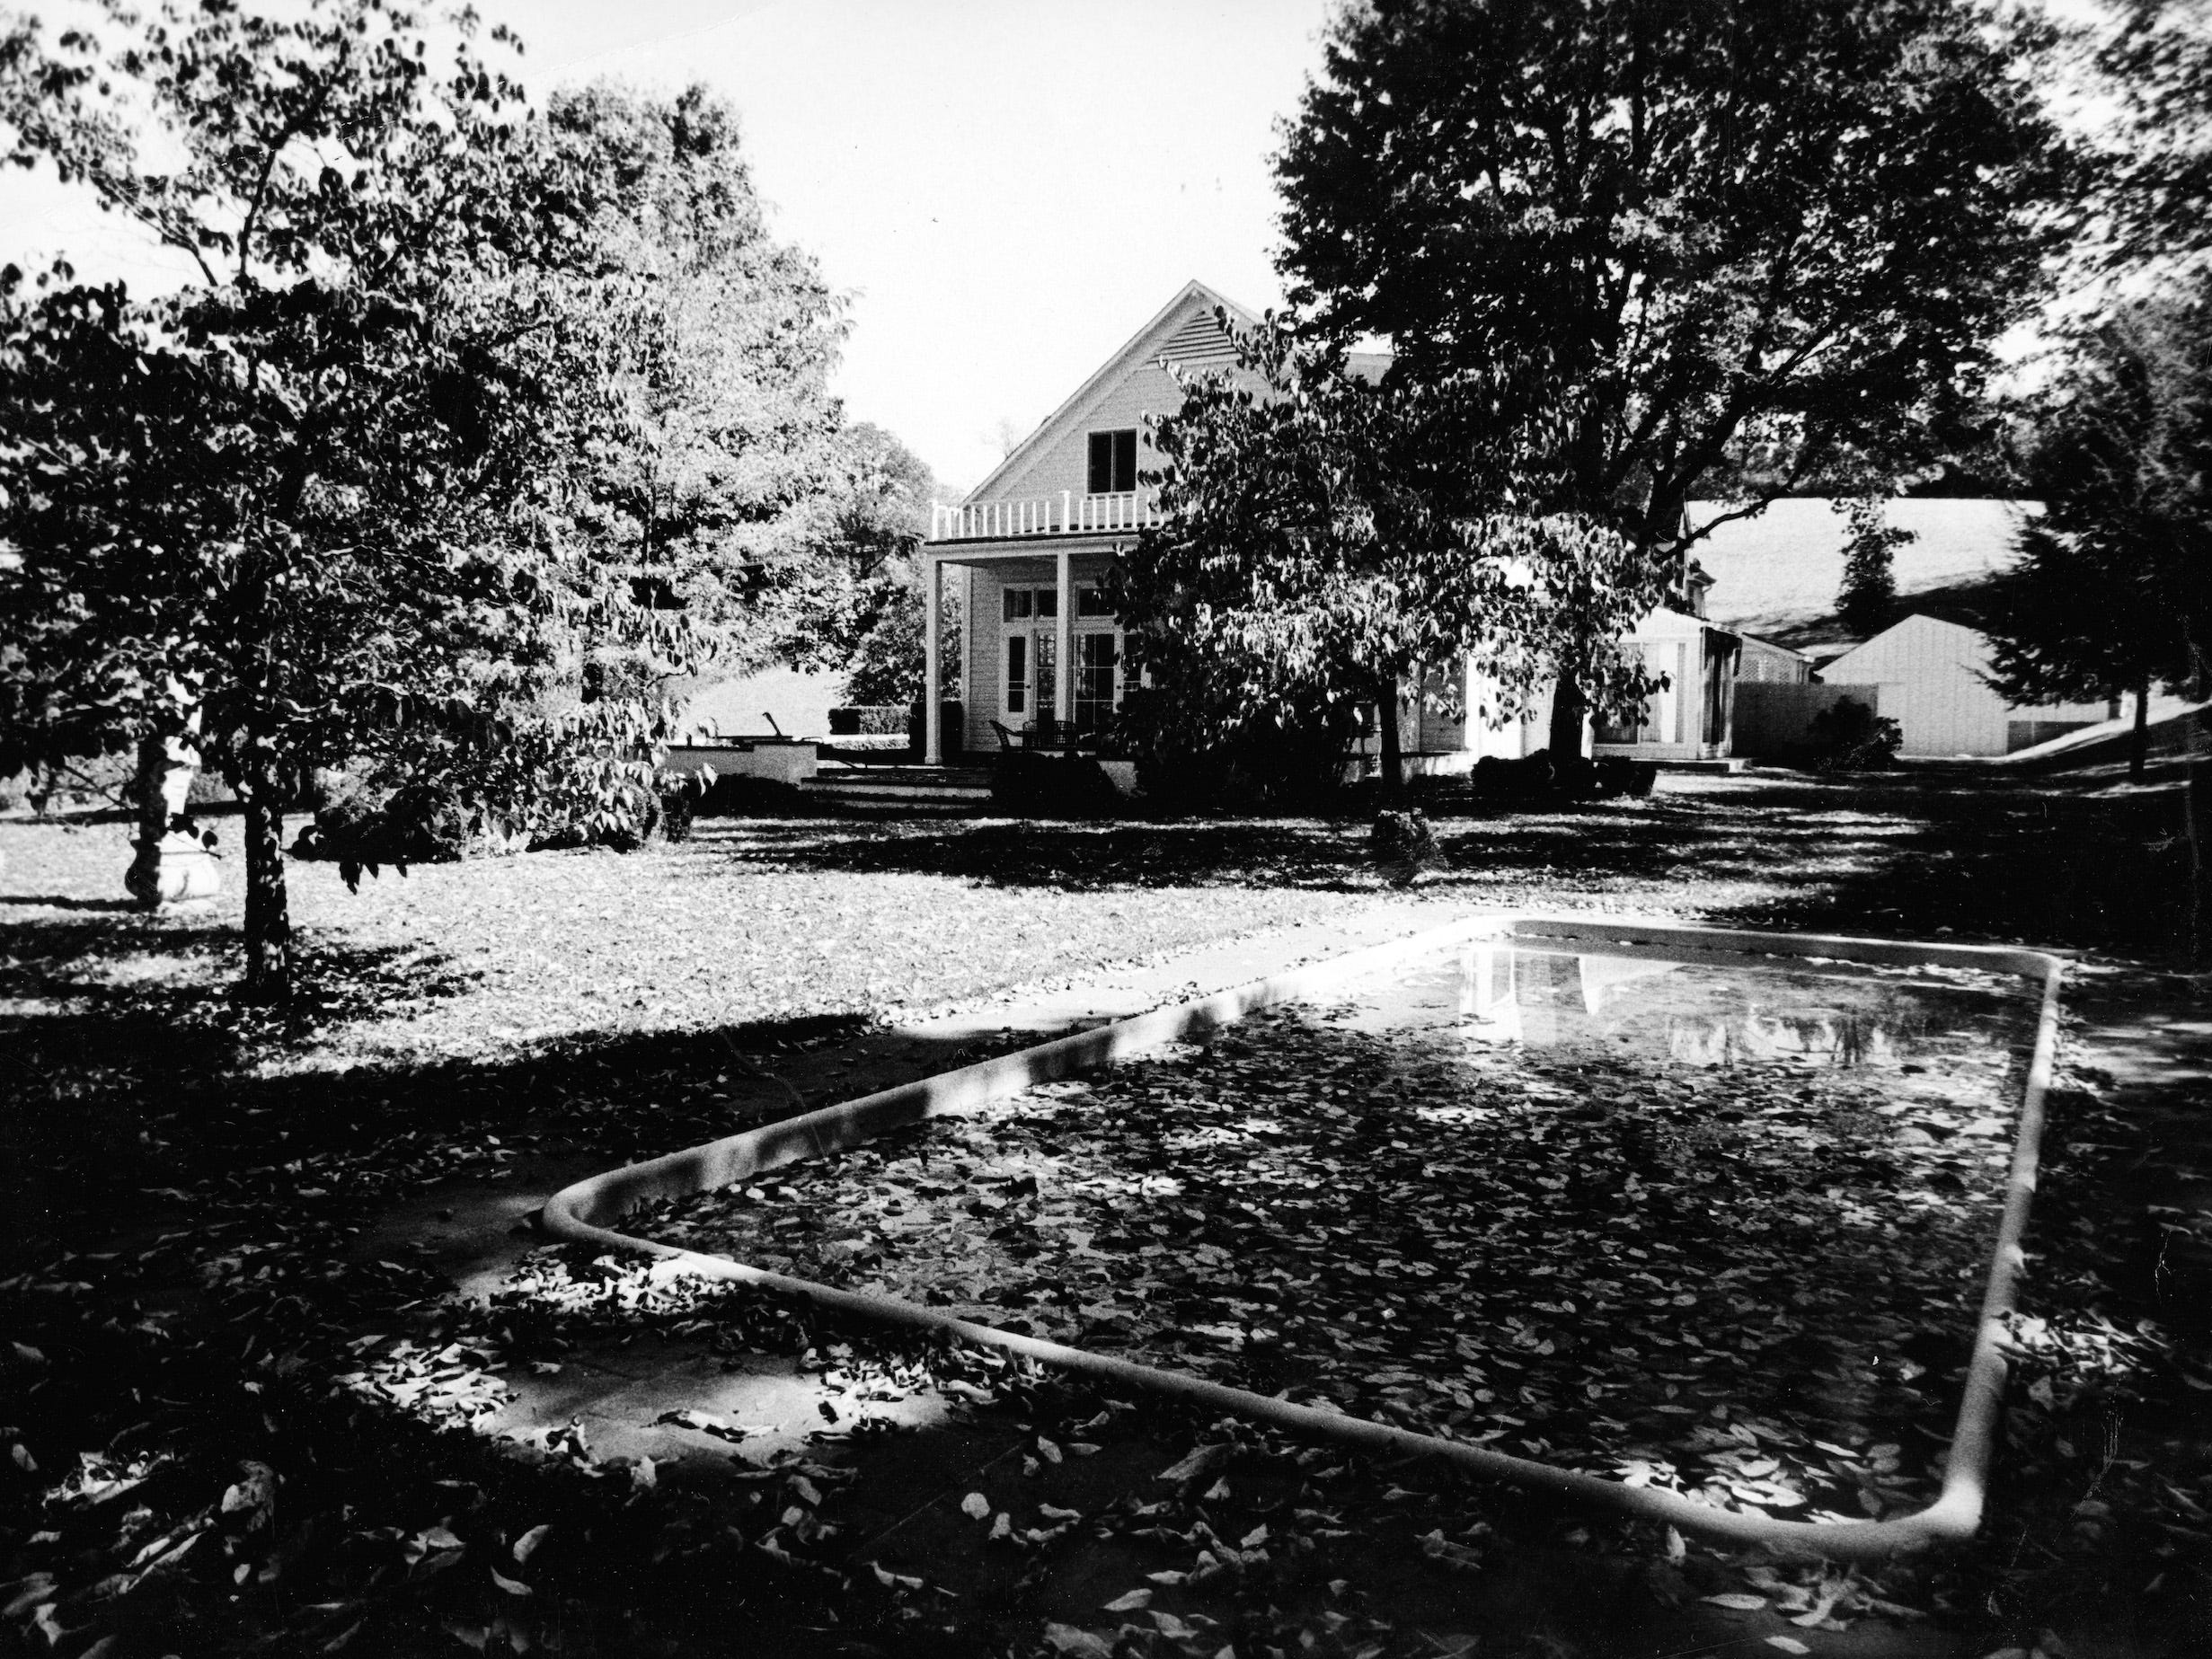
[1689,498,2039,658]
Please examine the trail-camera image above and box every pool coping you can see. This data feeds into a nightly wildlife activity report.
[542,913,2066,1561]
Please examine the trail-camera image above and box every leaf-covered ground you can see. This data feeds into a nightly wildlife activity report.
[646,955,2032,1526]
[4,774,2210,1658]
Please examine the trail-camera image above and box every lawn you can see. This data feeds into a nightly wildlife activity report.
[3,774,2208,1659]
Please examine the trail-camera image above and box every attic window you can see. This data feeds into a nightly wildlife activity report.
[1087,428,1137,495]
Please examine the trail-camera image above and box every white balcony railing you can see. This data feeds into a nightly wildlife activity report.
[929,490,1164,543]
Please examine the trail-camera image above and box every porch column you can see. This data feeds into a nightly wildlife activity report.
[1054,547,1074,729]
[923,554,943,765]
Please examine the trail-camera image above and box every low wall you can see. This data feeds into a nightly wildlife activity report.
[664,741,818,785]
[1734,681,1880,758]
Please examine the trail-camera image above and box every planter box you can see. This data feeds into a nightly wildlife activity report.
[665,740,818,786]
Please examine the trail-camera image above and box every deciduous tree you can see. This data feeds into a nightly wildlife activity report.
[771,422,957,706]
[1119,318,1660,797]
[0,6,805,995]
[1836,497,1915,639]
[1986,289,2212,780]
[1274,0,2068,750]
[541,81,845,653]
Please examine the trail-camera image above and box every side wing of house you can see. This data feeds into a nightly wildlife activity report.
[1588,608,1739,762]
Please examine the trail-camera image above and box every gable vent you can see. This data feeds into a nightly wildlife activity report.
[1158,307,1242,374]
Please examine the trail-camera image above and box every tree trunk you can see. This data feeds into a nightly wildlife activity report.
[242,760,292,1000]
[1376,681,1404,799]
[124,712,207,909]
[1547,675,1588,761]
[125,732,177,909]
[2129,682,2151,781]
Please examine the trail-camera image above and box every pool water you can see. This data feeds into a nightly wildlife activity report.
[649,943,2039,1520]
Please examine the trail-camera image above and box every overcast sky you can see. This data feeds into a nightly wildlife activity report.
[1,0,1337,496]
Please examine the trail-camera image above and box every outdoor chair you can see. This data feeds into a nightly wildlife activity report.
[990,717,1067,753]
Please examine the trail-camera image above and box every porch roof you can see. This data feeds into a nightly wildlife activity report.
[926,535,1130,568]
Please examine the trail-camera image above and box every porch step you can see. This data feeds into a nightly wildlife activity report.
[801,765,995,813]
[816,763,994,787]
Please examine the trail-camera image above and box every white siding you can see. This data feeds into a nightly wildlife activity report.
[1823,614,2105,758]
[1592,610,1709,760]
[983,302,1259,507]
[1824,616,2003,755]
[966,567,1004,752]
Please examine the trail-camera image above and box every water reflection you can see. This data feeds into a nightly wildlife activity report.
[1368,943,1952,1071]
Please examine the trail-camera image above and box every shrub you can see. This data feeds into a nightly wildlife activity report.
[1808,696,1903,772]
[991,751,1121,816]
[830,706,907,737]
[293,777,473,885]
[1370,808,1445,887]
[905,698,963,756]
[1452,750,1656,804]
[658,785,697,843]
[1116,685,1357,813]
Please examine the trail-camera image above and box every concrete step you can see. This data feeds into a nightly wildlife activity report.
[800,773,995,813]
[815,765,994,789]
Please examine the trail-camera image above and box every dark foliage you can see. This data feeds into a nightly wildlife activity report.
[991,752,1125,818]
[1275,0,2067,547]
[1836,499,1915,638]
[1808,698,1905,772]
[1368,808,1444,887]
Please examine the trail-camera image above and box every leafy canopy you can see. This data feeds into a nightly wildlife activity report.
[1274,0,2069,548]
[769,421,954,707]
[1117,317,1664,793]
[1986,283,2212,711]
[0,4,845,989]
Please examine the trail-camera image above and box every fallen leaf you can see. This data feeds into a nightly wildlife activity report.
[1043,1622,1113,1657]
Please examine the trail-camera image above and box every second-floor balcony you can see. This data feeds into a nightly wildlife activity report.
[929,490,1165,543]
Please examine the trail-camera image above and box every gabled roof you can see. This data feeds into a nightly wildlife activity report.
[1687,497,2041,655]
[964,279,1262,506]
[1825,611,1988,675]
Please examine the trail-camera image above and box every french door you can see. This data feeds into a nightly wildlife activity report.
[1072,631,1118,735]
[1003,629,1057,724]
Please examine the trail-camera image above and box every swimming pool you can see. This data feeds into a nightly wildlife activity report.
[545,916,2065,1558]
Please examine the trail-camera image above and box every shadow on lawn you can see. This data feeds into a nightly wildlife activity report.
[6,787,2208,1655]
[706,768,2194,955]
[707,813,1381,891]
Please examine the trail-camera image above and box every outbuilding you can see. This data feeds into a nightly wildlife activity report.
[1821,613,2110,758]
